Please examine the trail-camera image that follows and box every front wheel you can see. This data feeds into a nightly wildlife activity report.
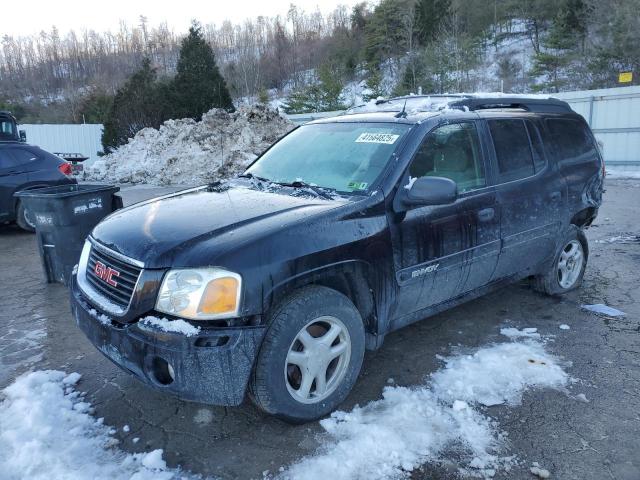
[533,225,588,295]
[249,285,365,423]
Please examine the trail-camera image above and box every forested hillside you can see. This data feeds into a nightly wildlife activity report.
[1,0,638,122]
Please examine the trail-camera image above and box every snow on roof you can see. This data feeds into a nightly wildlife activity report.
[346,92,558,117]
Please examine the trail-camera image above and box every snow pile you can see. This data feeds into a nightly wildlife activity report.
[282,339,568,480]
[139,316,201,336]
[0,370,199,480]
[85,105,294,185]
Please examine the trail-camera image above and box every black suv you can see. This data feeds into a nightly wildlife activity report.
[1,111,76,231]
[70,95,603,422]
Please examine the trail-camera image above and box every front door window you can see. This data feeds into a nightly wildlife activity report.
[409,122,486,193]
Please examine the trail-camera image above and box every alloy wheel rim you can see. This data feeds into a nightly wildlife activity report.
[557,240,584,289]
[285,315,351,404]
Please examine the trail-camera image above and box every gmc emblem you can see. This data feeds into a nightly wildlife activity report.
[94,261,120,287]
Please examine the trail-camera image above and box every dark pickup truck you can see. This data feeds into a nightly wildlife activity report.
[70,95,604,422]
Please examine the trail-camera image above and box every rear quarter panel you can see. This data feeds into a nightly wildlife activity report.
[540,115,604,225]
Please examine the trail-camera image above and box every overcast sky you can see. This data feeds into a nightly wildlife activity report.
[2,0,362,37]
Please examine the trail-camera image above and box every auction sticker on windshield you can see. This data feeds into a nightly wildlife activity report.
[355,132,400,144]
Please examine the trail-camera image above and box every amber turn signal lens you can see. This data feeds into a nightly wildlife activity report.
[198,277,239,315]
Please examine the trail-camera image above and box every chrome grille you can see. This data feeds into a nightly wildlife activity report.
[86,246,142,308]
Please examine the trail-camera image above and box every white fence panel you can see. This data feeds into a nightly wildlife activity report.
[20,124,104,164]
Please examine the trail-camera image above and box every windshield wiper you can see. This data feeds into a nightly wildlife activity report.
[238,173,272,183]
[272,180,335,200]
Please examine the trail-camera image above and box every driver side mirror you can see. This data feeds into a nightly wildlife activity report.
[402,176,457,207]
[19,130,27,142]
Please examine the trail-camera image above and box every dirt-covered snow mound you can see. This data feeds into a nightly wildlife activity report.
[86,105,294,185]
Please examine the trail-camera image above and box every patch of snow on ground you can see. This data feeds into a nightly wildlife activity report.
[574,393,589,403]
[581,304,626,317]
[500,327,541,339]
[84,105,294,186]
[595,234,639,244]
[0,370,199,480]
[281,339,567,480]
[139,316,201,337]
[559,324,571,330]
[530,462,551,478]
[605,168,640,179]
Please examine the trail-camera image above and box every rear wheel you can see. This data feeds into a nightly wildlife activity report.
[16,201,35,232]
[534,225,588,295]
[249,285,365,423]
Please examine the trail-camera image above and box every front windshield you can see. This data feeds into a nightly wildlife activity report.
[245,122,411,193]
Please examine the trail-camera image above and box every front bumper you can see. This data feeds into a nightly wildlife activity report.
[70,274,266,406]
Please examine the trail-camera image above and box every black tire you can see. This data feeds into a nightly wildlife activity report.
[533,224,588,296]
[16,201,35,232]
[249,285,365,423]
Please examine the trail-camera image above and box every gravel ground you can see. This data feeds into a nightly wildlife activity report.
[0,179,638,479]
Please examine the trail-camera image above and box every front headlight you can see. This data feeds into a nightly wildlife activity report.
[155,268,242,320]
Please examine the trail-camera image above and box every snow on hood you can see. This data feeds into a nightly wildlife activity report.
[85,105,294,185]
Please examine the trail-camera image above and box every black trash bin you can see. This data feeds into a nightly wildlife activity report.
[15,184,122,285]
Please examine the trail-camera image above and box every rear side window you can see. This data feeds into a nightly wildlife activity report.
[546,119,598,165]
[488,119,535,182]
[0,147,39,169]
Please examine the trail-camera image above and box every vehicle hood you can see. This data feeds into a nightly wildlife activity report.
[91,185,348,268]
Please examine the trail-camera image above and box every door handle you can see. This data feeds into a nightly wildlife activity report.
[477,207,495,222]
[550,191,562,202]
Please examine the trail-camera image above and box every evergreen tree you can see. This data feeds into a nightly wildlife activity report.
[78,90,113,124]
[283,64,347,113]
[364,0,414,63]
[414,0,451,44]
[530,1,584,92]
[257,88,270,104]
[171,22,234,119]
[590,0,640,86]
[362,63,386,101]
[102,59,170,152]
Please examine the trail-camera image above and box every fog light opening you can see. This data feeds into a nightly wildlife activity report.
[194,335,230,348]
[151,357,175,385]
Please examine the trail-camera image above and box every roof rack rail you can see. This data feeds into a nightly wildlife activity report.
[447,96,571,113]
